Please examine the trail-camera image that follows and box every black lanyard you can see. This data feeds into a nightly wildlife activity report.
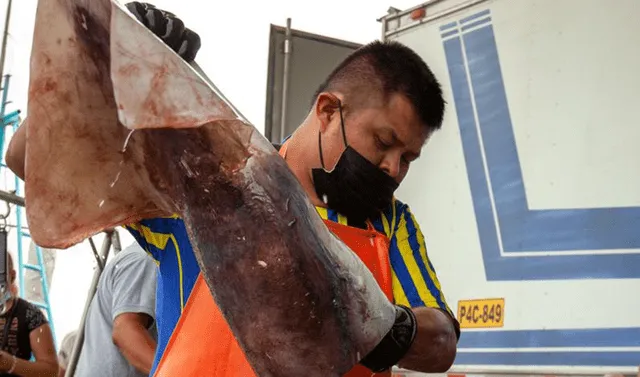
[0,300,17,351]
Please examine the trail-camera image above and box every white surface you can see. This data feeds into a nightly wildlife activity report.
[390,0,640,335]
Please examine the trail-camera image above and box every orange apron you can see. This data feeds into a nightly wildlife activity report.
[153,142,394,377]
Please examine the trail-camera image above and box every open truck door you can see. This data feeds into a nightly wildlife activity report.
[264,21,361,144]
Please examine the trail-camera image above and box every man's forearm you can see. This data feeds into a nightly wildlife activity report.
[9,357,58,377]
[397,306,457,373]
[112,322,156,375]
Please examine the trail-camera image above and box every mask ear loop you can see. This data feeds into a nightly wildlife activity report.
[337,100,348,148]
[317,98,348,170]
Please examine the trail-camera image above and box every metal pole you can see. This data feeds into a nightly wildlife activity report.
[0,189,23,207]
[11,120,26,298]
[279,18,292,142]
[0,0,13,79]
[111,230,122,254]
[64,231,114,377]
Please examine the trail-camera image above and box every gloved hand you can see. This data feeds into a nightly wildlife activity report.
[124,2,201,62]
[359,305,418,372]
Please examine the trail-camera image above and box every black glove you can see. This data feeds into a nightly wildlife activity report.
[124,2,201,62]
[359,305,417,373]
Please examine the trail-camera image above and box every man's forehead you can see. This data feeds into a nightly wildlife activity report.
[381,94,429,144]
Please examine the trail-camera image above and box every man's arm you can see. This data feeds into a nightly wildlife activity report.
[396,208,459,372]
[6,119,27,181]
[398,307,458,372]
[361,203,459,373]
[110,245,158,374]
[112,313,156,375]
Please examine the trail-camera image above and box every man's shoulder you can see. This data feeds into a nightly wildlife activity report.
[103,243,156,278]
[114,243,154,265]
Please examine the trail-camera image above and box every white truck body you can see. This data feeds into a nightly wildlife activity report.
[380,0,640,376]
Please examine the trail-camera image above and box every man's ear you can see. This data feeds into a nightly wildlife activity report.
[313,92,343,133]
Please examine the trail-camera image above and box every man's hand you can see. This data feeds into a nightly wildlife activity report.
[124,2,201,62]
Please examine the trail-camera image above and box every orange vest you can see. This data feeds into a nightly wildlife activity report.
[153,143,395,377]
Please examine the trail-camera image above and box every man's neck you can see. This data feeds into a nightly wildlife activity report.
[281,137,326,209]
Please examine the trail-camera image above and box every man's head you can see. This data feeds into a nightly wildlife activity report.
[287,40,445,221]
[304,40,445,184]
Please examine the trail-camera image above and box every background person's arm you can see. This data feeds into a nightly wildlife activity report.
[112,312,156,375]
[109,246,158,375]
[0,323,59,377]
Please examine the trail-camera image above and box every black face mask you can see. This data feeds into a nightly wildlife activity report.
[311,103,399,227]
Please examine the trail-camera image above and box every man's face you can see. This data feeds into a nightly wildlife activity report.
[320,92,430,185]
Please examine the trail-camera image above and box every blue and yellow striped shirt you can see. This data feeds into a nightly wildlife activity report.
[323,198,454,313]
[125,198,454,374]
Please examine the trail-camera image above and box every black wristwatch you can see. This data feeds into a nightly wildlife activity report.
[359,305,417,372]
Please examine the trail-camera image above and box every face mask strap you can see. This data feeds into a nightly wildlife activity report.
[337,100,348,148]
[317,98,348,170]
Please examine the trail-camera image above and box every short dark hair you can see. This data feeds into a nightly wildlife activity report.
[312,40,445,131]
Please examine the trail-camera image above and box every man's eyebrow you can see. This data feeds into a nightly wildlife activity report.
[390,130,404,146]
[383,127,421,158]
[392,129,423,159]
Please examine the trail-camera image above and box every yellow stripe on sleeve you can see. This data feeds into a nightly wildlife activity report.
[410,212,454,315]
[169,234,186,312]
[132,224,186,312]
[391,272,410,307]
[394,216,439,307]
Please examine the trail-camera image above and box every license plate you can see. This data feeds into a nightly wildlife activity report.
[457,298,505,328]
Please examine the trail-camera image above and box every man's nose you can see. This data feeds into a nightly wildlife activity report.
[380,154,401,180]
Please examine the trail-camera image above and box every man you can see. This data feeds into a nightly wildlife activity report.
[122,2,459,375]
[6,2,460,375]
[0,254,58,377]
[73,242,158,377]
[56,331,76,377]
